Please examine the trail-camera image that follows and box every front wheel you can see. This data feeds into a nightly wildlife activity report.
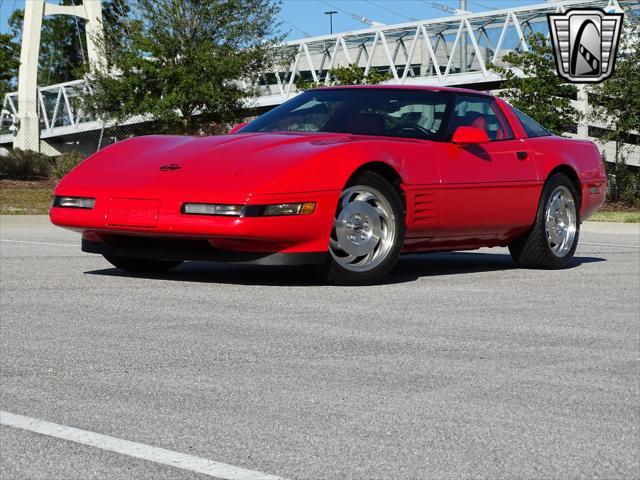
[103,255,182,274]
[509,173,580,269]
[319,171,405,285]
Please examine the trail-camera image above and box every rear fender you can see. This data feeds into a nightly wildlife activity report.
[527,137,606,220]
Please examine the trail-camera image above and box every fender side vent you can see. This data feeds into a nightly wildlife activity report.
[413,192,436,224]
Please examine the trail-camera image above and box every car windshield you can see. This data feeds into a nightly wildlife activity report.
[240,88,453,141]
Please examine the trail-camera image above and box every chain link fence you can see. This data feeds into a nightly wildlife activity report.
[0,94,152,183]
[587,126,640,166]
[1,91,638,205]
[587,126,640,205]
[3,114,638,162]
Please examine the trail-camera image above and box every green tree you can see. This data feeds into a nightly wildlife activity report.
[0,33,20,100]
[296,63,391,91]
[99,0,131,67]
[490,33,578,135]
[86,0,283,134]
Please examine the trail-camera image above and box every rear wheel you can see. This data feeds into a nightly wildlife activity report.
[509,173,580,269]
[103,255,182,274]
[319,171,405,285]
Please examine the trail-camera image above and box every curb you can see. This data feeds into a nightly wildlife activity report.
[0,215,51,228]
[581,221,639,235]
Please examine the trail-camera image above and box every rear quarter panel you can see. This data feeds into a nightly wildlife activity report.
[525,136,607,220]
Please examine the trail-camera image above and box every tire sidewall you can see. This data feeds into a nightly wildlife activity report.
[325,171,405,285]
[536,173,581,268]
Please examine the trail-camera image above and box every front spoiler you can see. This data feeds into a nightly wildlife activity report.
[82,237,327,266]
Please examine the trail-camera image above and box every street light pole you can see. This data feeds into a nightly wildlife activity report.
[325,10,337,34]
[460,0,467,72]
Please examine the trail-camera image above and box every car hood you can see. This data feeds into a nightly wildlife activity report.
[58,132,363,195]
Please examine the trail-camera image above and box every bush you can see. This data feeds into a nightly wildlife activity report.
[605,160,640,207]
[0,149,52,180]
[620,174,640,208]
[51,151,85,180]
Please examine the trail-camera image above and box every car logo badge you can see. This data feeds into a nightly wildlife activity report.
[159,163,181,171]
[547,8,623,83]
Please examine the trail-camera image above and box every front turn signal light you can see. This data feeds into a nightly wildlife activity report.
[263,202,316,216]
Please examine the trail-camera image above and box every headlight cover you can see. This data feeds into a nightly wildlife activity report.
[182,202,316,217]
[183,203,244,216]
[52,196,96,209]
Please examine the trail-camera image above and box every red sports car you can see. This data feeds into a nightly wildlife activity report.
[50,85,606,285]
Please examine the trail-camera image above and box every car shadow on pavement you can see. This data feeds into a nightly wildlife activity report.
[84,251,606,286]
[385,252,605,284]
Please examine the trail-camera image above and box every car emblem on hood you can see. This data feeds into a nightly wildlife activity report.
[160,163,181,171]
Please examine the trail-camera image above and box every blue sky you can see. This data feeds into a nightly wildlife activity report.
[1,0,537,40]
[277,0,536,38]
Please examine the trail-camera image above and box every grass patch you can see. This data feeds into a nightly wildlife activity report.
[589,210,640,223]
[0,180,54,215]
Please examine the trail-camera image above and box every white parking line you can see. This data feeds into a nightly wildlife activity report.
[0,239,80,247]
[581,242,640,249]
[1,411,286,480]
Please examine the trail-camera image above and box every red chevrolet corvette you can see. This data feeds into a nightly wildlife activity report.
[51,85,606,285]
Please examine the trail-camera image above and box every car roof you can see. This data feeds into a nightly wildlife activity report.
[313,84,493,97]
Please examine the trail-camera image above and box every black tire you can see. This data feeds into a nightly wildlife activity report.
[318,171,405,286]
[508,173,580,269]
[103,255,182,274]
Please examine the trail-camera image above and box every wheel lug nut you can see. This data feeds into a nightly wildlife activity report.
[354,214,361,220]
[363,222,369,228]
[360,234,366,240]
[349,234,356,241]
[346,222,353,229]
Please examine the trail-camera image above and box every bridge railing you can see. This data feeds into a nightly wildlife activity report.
[1,80,99,141]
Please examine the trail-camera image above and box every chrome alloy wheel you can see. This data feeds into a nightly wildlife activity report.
[545,185,577,257]
[329,186,397,272]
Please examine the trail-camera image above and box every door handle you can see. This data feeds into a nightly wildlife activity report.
[516,151,528,160]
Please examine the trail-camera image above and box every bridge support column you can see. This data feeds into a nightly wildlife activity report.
[576,85,589,139]
[13,0,104,153]
[14,0,44,152]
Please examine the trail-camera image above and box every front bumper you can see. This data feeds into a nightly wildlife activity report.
[50,190,340,254]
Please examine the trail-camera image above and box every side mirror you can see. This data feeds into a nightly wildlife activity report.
[229,121,249,134]
[451,126,490,145]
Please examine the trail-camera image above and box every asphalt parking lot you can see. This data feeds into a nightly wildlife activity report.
[1,216,638,480]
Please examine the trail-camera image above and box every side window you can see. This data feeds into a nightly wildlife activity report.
[348,94,450,140]
[449,95,514,141]
[387,102,448,134]
[511,107,551,138]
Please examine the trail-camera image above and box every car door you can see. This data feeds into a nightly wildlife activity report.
[436,94,540,237]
